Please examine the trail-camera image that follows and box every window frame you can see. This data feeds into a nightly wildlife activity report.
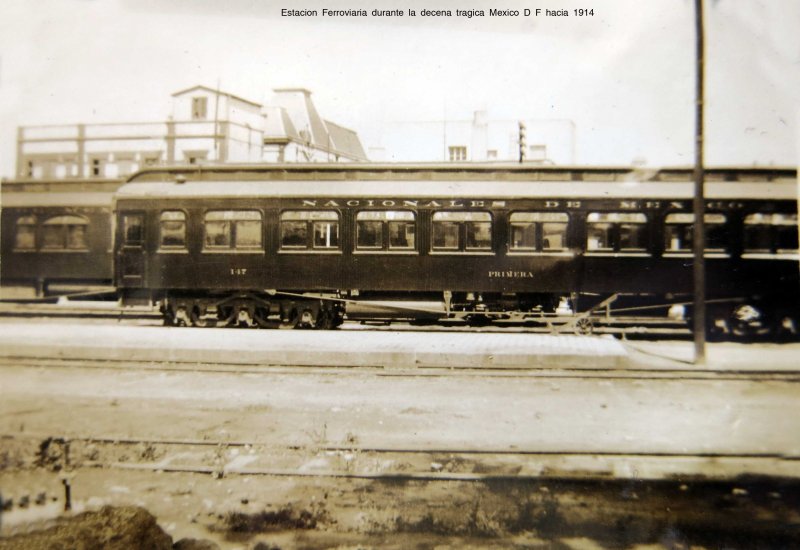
[279,210,341,254]
[448,146,468,162]
[431,211,494,255]
[121,213,144,247]
[202,210,263,253]
[742,212,798,257]
[663,213,728,256]
[509,212,570,255]
[585,212,649,255]
[13,215,37,252]
[191,96,208,120]
[355,210,417,254]
[158,210,188,252]
[41,214,90,252]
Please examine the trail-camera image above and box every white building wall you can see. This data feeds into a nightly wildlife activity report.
[174,137,217,162]
[380,114,575,164]
[227,100,265,130]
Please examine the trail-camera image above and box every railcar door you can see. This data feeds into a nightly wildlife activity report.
[117,211,145,287]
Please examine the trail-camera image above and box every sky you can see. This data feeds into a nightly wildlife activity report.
[0,0,797,176]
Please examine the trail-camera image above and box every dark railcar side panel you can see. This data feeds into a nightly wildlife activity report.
[1,206,113,290]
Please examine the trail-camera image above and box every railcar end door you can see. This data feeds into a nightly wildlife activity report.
[117,212,145,287]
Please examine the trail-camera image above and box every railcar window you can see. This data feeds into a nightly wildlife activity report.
[356,213,383,249]
[356,211,416,251]
[313,222,339,249]
[42,215,89,250]
[587,213,647,253]
[744,213,798,254]
[122,214,143,246]
[432,219,460,250]
[204,210,262,250]
[510,212,568,252]
[466,220,492,250]
[281,221,307,248]
[776,216,799,252]
[14,216,36,250]
[664,213,727,253]
[159,211,186,249]
[619,223,646,250]
[280,211,340,251]
[432,212,492,252]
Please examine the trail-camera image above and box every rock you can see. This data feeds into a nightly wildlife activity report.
[0,506,173,550]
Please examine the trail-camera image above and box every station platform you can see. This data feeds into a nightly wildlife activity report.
[0,321,627,369]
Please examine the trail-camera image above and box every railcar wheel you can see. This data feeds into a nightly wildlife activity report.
[298,308,316,328]
[573,317,594,336]
[235,307,255,328]
[315,309,335,330]
[730,304,770,341]
[161,305,176,326]
[190,305,217,328]
[216,306,236,327]
[279,308,300,330]
[254,305,278,328]
[173,306,191,327]
[774,315,798,341]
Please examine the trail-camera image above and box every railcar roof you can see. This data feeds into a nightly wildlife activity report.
[125,162,797,183]
[2,192,113,207]
[114,179,799,201]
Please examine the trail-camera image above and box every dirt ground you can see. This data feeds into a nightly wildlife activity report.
[2,332,800,548]
[2,462,800,549]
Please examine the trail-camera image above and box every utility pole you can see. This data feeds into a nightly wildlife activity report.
[518,121,526,163]
[214,79,221,162]
[693,0,706,365]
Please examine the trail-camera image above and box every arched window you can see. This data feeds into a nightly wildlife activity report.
[159,210,186,249]
[14,215,37,250]
[204,210,262,250]
[509,212,568,252]
[356,211,415,251]
[280,211,340,251]
[42,215,88,250]
[586,212,647,253]
[744,213,798,255]
[663,213,727,253]
[432,211,492,252]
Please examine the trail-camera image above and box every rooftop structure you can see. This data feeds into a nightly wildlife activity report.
[14,85,368,181]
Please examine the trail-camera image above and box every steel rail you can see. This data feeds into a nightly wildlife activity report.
[2,355,798,382]
[5,433,799,481]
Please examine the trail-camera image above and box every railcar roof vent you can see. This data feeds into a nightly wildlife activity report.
[175,175,187,184]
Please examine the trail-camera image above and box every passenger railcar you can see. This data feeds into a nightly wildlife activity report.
[112,165,799,337]
[1,190,115,296]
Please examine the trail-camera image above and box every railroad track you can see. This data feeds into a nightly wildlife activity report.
[0,300,694,337]
[5,433,800,482]
[0,301,160,322]
[1,354,798,382]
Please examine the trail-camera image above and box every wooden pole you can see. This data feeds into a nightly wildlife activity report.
[693,0,706,365]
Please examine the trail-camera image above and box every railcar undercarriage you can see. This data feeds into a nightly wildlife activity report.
[150,289,798,341]
[159,291,345,330]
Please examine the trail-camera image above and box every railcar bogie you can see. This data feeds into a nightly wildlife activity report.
[157,291,345,329]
